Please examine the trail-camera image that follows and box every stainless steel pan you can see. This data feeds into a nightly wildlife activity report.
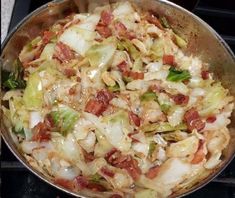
[1,0,235,197]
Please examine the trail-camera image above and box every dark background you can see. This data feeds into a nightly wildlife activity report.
[1,0,235,197]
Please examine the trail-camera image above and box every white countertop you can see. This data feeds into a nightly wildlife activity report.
[1,0,15,43]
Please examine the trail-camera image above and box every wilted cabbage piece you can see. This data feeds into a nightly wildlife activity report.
[2,1,233,197]
[199,83,232,116]
[141,122,187,133]
[50,106,80,136]
[23,72,43,110]
[86,41,116,69]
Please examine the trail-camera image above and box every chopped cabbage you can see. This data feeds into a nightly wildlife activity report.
[166,136,199,158]
[50,106,80,136]
[141,122,187,133]
[86,42,116,69]
[135,189,157,198]
[199,83,233,116]
[59,26,96,56]
[23,72,43,110]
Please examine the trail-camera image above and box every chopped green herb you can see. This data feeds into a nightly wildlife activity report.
[148,141,156,156]
[90,173,102,183]
[108,84,120,92]
[166,67,191,82]
[2,59,26,90]
[140,91,157,102]
[160,104,171,113]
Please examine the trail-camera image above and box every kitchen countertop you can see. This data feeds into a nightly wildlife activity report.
[1,0,15,43]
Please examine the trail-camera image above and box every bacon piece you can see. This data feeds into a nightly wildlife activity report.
[145,165,160,179]
[86,183,107,192]
[163,55,175,65]
[69,86,77,95]
[53,42,75,63]
[117,61,129,72]
[82,149,95,163]
[184,108,205,132]
[206,116,216,123]
[32,122,51,142]
[64,68,76,78]
[100,10,114,26]
[96,25,112,38]
[129,71,144,80]
[76,176,89,189]
[105,149,141,180]
[191,140,205,164]
[201,70,209,80]
[110,194,123,198]
[96,89,114,106]
[85,99,106,116]
[146,12,163,29]
[105,148,118,161]
[114,21,136,40]
[101,167,115,178]
[54,178,74,190]
[129,111,141,127]
[172,94,189,105]
[42,31,54,44]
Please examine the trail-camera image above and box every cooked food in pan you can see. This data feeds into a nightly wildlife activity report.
[2,1,234,197]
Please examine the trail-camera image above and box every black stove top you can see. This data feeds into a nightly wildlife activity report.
[1,0,235,198]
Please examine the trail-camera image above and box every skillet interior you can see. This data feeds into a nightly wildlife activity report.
[1,0,235,197]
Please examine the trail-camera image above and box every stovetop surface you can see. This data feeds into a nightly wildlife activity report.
[1,0,235,197]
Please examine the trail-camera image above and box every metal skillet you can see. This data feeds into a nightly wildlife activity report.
[1,0,235,197]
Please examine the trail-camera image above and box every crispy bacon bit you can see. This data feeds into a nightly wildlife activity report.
[42,31,54,44]
[77,76,81,82]
[114,21,136,40]
[129,111,141,127]
[85,90,113,116]
[149,84,163,93]
[146,12,163,29]
[105,149,141,180]
[32,122,51,142]
[101,167,115,178]
[163,55,175,65]
[44,114,54,128]
[100,10,114,26]
[172,94,189,105]
[69,86,76,95]
[53,42,75,63]
[85,99,106,116]
[201,70,209,80]
[76,176,107,192]
[110,194,123,198]
[206,116,216,123]
[82,149,95,163]
[184,108,205,132]
[191,140,205,164]
[54,178,74,190]
[105,148,118,161]
[76,176,89,189]
[87,183,107,192]
[96,89,114,106]
[64,68,76,78]
[117,61,129,72]
[96,25,112,38]
[123,70,144,80]
[129,71,144,80]
[145,165,160,179]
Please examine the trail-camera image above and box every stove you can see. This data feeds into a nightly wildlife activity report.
[1,0,235,197]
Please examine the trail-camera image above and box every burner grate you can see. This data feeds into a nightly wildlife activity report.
[2,0,235,197]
